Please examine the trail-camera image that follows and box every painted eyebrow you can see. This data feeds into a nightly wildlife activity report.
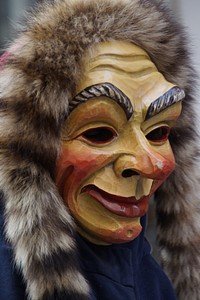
[69,82,134,120]
[145,86,185,120]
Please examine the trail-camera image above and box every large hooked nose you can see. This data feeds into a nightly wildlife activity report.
[113,148,174,180]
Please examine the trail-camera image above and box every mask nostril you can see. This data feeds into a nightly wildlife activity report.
[122,169,139,178]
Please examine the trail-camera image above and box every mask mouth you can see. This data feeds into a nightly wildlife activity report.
[81,184,150,218]
[82,184,144,203]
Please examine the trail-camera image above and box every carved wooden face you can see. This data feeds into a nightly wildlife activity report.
[55,41,184,244]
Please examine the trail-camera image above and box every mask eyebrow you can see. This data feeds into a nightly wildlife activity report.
[69,82,134,120]
[145,86,185,120]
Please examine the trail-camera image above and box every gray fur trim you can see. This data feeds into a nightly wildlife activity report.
[0,0,199,299]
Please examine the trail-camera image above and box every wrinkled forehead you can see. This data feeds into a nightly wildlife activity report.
[82,40,152,74]
[67,41,185,122]
[76,41,176,108]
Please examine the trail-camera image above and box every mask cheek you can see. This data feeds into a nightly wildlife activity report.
[55,143,110,207]
[160,151,176,179]
[150,152,176,194]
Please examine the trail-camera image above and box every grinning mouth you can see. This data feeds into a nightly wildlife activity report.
[81,184,150,218]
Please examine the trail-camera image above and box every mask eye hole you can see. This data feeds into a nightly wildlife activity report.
[146,126,170,143]
[81,127,117,144]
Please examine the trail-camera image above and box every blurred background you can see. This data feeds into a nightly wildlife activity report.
[0,0,35,52]
[0,0,199,258]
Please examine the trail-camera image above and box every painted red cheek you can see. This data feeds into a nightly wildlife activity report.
[55,143,111,197]
[57,148,100,178]
[149,155,175,195]
[162,152,175,176]
[162,160,175,176]
[136,155,175,180]
[153,150,176,180]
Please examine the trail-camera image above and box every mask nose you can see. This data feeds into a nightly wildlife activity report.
[113,150,174,180]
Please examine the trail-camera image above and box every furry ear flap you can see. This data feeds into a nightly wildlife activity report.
[0,52,90,299]
[155,116,200,300]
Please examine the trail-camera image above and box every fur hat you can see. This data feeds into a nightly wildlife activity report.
[0,0,199,299]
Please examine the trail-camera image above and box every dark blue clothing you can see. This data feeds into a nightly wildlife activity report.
[77,217,177,300]
[0,200,176,300]
[0,200,26,300]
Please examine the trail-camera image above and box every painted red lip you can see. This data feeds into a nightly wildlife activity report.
[81,185,150,218]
